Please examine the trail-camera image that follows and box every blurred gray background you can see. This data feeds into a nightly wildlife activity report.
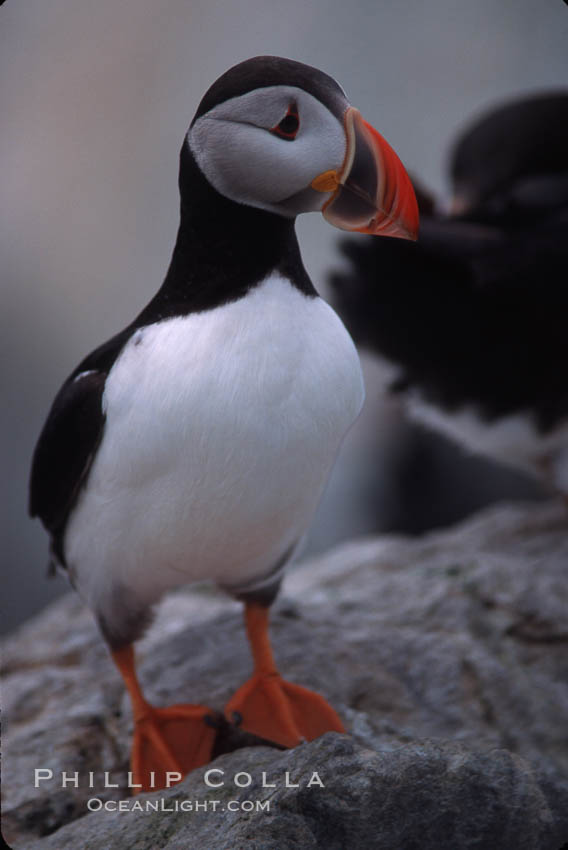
[2,0,567,634]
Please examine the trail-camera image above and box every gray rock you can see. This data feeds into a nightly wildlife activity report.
[2,501,568,849]
[16,736,568,850]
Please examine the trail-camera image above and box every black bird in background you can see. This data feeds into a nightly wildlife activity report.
[331,92,568,522]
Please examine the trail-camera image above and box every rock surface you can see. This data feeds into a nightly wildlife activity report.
[2,501,568,849]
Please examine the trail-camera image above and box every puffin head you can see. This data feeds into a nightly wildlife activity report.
[187,56,418,241]
[449,92,568,219]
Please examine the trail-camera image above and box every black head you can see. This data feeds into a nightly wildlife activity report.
[450,91,568,219]
[183,55,418,236]
[192,55,348,125]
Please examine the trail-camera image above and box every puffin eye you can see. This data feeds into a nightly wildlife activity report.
[270,104,300,141]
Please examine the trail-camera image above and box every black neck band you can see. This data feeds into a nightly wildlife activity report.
[137,143,315,324]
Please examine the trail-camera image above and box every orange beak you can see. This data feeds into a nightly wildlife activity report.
[312,107,419,241]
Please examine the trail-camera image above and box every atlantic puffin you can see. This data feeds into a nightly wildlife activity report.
[331,92,568,498]
[30,56,418,792]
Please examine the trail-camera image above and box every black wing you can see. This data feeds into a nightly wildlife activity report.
[330,210,568,428]
[29,328,133,565]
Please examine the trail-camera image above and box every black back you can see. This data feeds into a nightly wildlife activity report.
[331,210,568,432]
[330,91,568,433]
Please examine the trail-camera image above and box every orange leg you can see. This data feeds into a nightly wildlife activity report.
[112,645,217,793]
[224,603,345,748]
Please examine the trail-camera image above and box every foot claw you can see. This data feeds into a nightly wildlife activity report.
[203,712,222,729]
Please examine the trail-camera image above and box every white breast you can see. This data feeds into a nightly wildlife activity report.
[65,274,364,616]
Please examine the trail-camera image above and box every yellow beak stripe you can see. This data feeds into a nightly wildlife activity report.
[311,170,339,193]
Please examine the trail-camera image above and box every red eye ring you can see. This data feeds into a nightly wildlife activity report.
[270,103,300,140]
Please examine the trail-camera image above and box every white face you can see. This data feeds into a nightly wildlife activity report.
[188,85,347,217]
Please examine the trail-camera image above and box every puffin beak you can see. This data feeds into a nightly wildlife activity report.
[312,107,419,240]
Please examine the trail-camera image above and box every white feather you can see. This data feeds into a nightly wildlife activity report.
[64,274,365,621]
[189,86,345,216]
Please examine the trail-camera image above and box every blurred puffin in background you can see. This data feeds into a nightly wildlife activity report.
[331,91,568,502]
[30,56,418,792]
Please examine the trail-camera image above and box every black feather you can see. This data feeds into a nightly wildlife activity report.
[330,92,568,435]
[29,328,134,567]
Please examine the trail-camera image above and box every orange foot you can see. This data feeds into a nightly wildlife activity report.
[111,645,217,793]
[131,702,217,793]
[225,671,344,748]
[224,603,345,748]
